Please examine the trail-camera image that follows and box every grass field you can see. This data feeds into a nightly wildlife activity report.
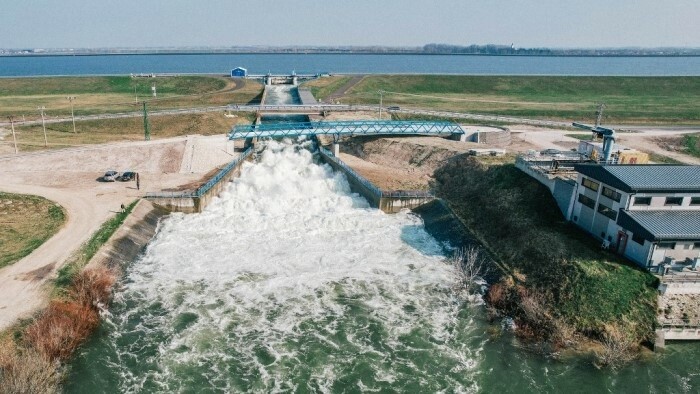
[682,133,700,158]
[303,76,352,100]
[0,192,66,268]
[308,75,700,124]
[2,111,254,153]
[434,157,657,345]
[0,76,263,118]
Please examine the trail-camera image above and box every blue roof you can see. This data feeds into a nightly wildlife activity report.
[575,164,700,193]
[618,210,700,241]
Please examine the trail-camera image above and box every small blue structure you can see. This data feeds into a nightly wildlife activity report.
[231,67,248,78]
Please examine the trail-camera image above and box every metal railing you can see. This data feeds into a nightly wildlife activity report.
[230,120,464,140]
[318,146,435,199]
[659,319,700,329]
[318,146,383,198]
[145,147,253,199]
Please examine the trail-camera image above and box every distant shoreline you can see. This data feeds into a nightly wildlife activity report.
[2,52,700,58]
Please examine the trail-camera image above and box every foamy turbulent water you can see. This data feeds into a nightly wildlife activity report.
[67,141,483,392]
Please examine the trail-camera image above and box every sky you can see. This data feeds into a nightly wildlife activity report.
[1,0,698,49]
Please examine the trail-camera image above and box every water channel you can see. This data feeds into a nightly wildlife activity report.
[65,86,699,392]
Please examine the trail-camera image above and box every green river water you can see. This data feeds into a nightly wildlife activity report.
[65,143,699,393]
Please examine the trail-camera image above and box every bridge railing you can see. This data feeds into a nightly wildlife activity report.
[145,147,253,199]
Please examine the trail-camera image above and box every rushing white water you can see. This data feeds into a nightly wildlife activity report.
[71,141,482,392]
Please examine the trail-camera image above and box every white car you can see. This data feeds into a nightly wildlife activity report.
[102,170,119,182]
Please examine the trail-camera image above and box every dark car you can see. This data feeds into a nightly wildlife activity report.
[119,171,136,182]
[102,170,119,182]
[387,106,401,111]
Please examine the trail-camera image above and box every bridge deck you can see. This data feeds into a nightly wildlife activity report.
[228,120,464,140]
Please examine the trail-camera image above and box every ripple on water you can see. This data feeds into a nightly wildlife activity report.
[66,141,484,393]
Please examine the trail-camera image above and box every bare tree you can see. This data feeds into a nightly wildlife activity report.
[594,325,638,369]
[451,246,483,293]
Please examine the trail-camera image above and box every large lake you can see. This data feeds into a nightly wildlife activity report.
[1,53,699,77]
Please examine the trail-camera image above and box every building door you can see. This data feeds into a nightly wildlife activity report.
[616,231,628,255]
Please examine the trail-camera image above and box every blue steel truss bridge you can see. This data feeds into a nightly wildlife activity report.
[228,120,465,140]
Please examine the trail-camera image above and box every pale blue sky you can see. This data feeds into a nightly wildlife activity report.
[2,0,698,48]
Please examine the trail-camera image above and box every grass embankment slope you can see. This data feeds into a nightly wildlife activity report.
[0,192,66,269]
[304,76,353,100]
[310,75,700,125]
[434,156,657,352]
[0,75,263,117]
[0,201,138,392]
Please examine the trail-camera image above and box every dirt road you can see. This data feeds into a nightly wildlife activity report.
[0,135,236,330]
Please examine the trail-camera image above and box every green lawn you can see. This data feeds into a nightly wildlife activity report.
[0,193,66,268]
[682,133,700,158]
[318,75,700,124]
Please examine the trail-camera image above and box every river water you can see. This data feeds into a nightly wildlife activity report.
[2,54,700,77]
[66,142,482,392]
[65,142,700,393]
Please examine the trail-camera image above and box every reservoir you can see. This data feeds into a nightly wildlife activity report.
[1,53,700,77]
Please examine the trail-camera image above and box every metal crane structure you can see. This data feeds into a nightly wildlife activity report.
[572,104,616,162]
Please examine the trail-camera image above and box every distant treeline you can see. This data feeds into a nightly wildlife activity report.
[2,44,699,57]
[421,43,700,56]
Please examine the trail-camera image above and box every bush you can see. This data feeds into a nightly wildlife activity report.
[69,267,117,309]
[24,301,99,362]
[0,338,61,393]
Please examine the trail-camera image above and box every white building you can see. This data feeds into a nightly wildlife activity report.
[570,164,700,268]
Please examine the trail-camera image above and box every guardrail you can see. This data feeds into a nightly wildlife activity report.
[145,147,253,199]
[660,319,700,329]
[318,146,435,199]
[318,146,383,197]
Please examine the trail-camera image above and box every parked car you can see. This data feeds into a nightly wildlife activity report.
[540,148,562,156]
[119,171,136,182]
[387,106,401,111]
[102,170,119,182]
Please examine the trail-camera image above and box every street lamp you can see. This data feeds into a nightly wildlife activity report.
[66,96,77,133]
[37,106,47,147]
[378,90,384,120]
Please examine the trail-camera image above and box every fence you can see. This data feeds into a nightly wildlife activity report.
[318,146,383,198]
[145,147,253,199]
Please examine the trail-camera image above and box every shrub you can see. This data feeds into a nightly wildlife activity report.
[0,338,61,393]
[69,267,117,309]
[24,301,99,362]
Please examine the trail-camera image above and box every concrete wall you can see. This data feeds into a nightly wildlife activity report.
[474,128,511,146]
[148,155,248,213]
[318,148,434,213]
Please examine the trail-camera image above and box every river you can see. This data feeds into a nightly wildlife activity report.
[1,54,700,77]
[65,142,700,393]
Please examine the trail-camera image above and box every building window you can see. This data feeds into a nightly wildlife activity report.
[634,196,652,206]
[665,197,683,206]
[601,186,621,202]
[657,242,676,250]
[582,178,600,192]
[596,203,617,220]
[691,197,700,206]
[632,233,645,245]
[578,194,596,209]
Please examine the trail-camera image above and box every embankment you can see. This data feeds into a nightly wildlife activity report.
[85,200,168,270]
[339,135,658,363]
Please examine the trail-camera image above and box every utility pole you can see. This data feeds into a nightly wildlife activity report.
[66,96,77,133]
[7,116,18,154]
[378,90,384,120]
[142,101,151,141]
[38,106,47,147]
[595,103,606,129]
